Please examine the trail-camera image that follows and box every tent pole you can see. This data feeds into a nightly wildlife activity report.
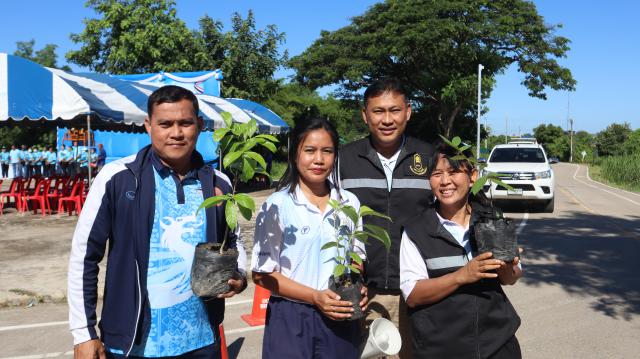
[87,114,92,190]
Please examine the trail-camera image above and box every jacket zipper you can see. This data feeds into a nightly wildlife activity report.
[384,186,391,289]
[126,172,142,357]
[126,261,143,357]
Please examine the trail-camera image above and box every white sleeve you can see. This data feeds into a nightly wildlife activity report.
[399,231,429,300]
[250,200,284,273]
[234,224,247,277]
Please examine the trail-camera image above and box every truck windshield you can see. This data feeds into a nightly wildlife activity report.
[489,148,547,163]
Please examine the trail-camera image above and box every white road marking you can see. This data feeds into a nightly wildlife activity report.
[0,321,265,359]
[572,164,640,207]
[0,320,68,332]
[585,166,640,198]
[1,352,73,359]
[516,212,529,235]
[0,299,253,332]
[225,325,265,335]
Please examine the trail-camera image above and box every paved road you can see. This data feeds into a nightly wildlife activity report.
[1,163,638,358]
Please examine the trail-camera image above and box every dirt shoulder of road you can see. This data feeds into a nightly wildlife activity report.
[0,186,274,308]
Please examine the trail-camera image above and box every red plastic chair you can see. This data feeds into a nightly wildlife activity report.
[0,178,25,214]
[22,178,52,216]
[58,179,85,215]
[47,176,68,212]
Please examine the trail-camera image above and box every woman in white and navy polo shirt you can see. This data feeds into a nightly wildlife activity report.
[251,117,367,359]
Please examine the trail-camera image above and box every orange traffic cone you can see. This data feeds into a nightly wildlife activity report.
[241,284,271,326]
[218,323,229,359]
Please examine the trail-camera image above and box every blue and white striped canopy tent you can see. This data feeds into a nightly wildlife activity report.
[114,70,223,97]
[226,98,289,134]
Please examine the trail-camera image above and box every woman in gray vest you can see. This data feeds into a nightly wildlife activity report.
[399,143,522,358]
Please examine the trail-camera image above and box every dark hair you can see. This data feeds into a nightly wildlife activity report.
[429,141,491,205]
[363,78,410,108]
[277,117,341,195]
[147,85,199,119]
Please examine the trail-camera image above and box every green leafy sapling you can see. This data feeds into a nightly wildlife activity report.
[321,199,392,281]
[439,135,513,196]
[198,112,279,253]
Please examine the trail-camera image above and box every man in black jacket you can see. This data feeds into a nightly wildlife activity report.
[339,78,434,358]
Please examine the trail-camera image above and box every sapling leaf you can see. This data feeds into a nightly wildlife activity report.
[341,205,359,226]
[244,151,267,170]
[239,157,255,182]
[260,141,277,153]
[256,134,279,142]
[439,135,456,148]
[197,194,230,213]
[459,144,472,152]
[451,154,468,161]
[328,199,340,210]
[452,136,462,147]
[223,151,244,169]
[321,242,338,250]
[349,252,363,266]
[221,112,233,128]
[225,200,238,231]
[349,265,361,274]
[213,128,230,142]
[333,264,346,278]
[234,193,255,212]
[237,203,253,220]
[364,224,391,250]
[359,205,392,221]
[470,176,489,195]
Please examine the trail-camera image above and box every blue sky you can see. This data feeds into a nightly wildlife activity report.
[0,1,637,135]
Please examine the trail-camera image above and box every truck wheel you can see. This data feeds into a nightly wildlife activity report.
[544,198,554,213]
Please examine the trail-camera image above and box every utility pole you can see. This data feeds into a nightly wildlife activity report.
[476,64,484,160]
[505,114,509,144]
[569,118,574,162]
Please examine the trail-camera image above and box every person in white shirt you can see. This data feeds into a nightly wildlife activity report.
[251,117,368,359]
[399,143,522,358]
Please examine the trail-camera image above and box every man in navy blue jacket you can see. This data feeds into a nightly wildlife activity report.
[68,86,247,358]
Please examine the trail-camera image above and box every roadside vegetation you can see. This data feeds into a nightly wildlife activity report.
[590,155,640,193]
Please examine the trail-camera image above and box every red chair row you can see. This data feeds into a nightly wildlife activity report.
[0,175,88,216]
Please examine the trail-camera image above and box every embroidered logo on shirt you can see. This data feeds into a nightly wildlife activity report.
[125,191,136,200]
[409,153,427,175]
[301,226,310,234]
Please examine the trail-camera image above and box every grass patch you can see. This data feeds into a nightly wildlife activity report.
[589,164,640,193]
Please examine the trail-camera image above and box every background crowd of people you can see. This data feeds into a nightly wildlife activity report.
[0,142,107,179]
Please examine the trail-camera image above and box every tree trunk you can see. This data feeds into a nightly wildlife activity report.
[444,103,463,138]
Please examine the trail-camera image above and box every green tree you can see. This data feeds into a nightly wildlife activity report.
[214,11,287,101]
[533,123,565,156]
[66,0,197,73]
[623,129,640,155]
[596,123,631,156]
[263,83,365,142]
[290,0,576,140]
[14,39,71,70]
[573,130,595,163]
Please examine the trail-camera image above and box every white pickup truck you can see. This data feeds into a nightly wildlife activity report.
[481,139,557,212]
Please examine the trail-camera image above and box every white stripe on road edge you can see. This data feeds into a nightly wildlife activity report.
[0,299,254,332]
[0,320,69,332]
[225,325,265,335]
[516,212,529,235]
[573,164,640,207]
[585,166,640,198]
[0,326,265,359]
[1,352,73,359]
